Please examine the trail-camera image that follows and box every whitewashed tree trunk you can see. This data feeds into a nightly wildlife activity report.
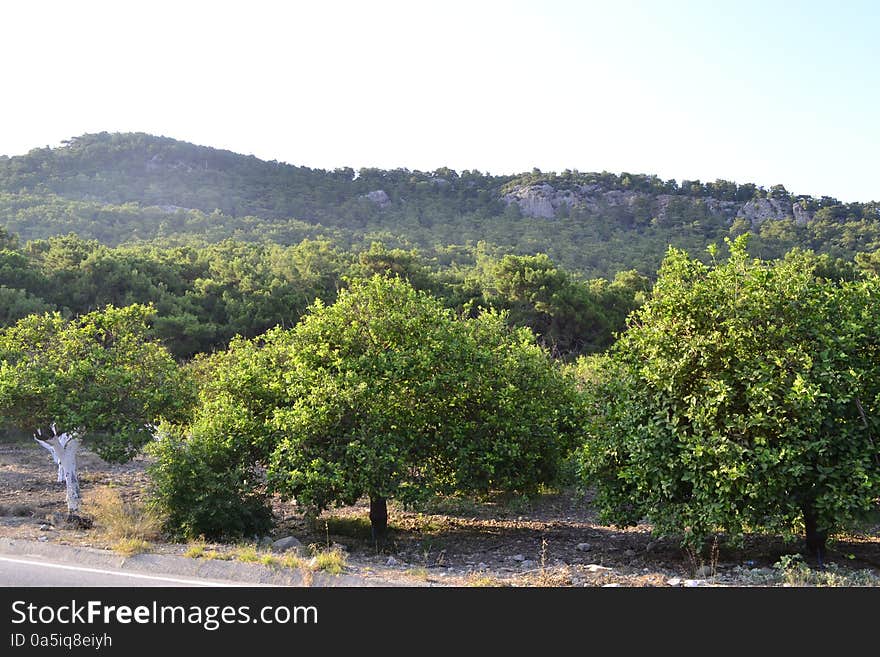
[34,427,82,516]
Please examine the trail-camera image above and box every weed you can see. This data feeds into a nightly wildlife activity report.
[279,553,305,569]
[184,540,206,558]
[405,567,430,580]
[465,573,506,587]
[112,537,151,557]
[84,487,163,544]
[310,547,347,574]
[684,535,720,580]
[773,554,880,587]
[321,516,372,540]
[230,545,261,563]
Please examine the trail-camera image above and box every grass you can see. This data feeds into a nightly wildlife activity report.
[310,547,347,574]
[183,539,227,560]
[84,487,163,554]
[183,541,207,558]
[465,573,507,587]
[183,539,312,572]
[404,567,430,581]
[112,537,151,556]
[230,545,261,563]
[773,554,880,587]
[322,516,373,539]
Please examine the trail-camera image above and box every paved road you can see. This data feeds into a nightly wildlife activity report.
[0,555,245,587]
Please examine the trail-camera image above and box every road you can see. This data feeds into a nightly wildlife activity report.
[0,555,246,587]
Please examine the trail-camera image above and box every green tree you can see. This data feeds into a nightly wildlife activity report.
[153,276,582,541]
[0,304,193,519]
[581,237,880,559]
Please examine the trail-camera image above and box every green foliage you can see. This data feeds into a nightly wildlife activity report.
[266,276,582,512]
[773,554,880,587]
[146,330,287,539]
[580,236,880,548]
[0,304,194,462]
[153,275,582,537]
[1,132,878,283]
[146,425,274,540]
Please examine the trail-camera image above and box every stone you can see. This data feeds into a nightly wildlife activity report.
[739,197,792,227]
[792,202,813,226]
[666,577,682,587]
[683,579,703,587]
[39,524,51,531]
[510,554,525,562]
[520,560,537,570]
[696,565,714,578]
[271,536,305,554]
[623,549,636,558]
[585,564,611,573]
[363,189,391,208]
[602,583,621,587]
[576,542,592,552]
[386,556,399,567]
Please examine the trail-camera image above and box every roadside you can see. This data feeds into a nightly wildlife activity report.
[3,440,880,587]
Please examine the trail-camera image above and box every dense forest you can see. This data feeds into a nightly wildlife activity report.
[1,132,878,280]
[1,131,878,362]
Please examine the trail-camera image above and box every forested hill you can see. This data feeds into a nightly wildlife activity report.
[1,131,879,278]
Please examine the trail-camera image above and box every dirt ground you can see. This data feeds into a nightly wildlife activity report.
[3,439,880,587]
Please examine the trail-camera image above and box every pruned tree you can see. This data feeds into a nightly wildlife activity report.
[0,304,193,520]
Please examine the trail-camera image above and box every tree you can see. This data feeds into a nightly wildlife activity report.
[153,276,582,541]
[0,304,193,520]
[581,237,880,560]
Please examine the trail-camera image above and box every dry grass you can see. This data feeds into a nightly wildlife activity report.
[84,487,163,555]
[465,573,507,587]
[405,566,430,580]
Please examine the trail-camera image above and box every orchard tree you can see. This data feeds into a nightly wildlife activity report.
[581,237,880,561]
[152,276,582,541]
[269,276,582,540]
[0,304,193,520]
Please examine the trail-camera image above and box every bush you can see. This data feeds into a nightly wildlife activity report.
[147,428,273,541]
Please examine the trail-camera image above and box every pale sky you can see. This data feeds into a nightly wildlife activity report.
[2,0,878,201]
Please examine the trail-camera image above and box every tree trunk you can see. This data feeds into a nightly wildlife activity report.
[35,430,82,517]
[802,503,827,565]
[369,496,388,545]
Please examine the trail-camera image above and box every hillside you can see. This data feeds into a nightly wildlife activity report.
[1,132,879,278]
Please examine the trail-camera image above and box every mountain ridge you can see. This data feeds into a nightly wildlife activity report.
[1,131,878,279]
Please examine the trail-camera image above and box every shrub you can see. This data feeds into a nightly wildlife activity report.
[147,427,273,541]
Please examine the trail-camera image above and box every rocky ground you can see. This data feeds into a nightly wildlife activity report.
[3,439,880,587]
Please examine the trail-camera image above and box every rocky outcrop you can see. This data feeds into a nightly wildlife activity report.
[792,203,812,226]
[363,189,391,209]
[501,182,816,227]
[502,183,581,218]
[738,198,793,227]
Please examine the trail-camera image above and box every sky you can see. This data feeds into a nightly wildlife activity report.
[2,0,878,201]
